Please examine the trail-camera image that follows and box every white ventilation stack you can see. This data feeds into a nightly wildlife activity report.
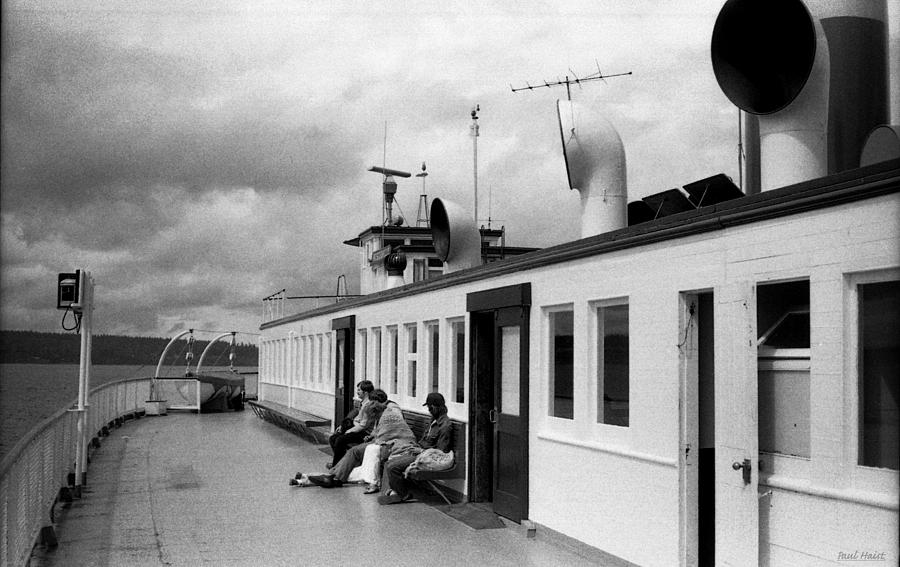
[557,99,627,239]
[712,0,890,191]
[430,198,481,273]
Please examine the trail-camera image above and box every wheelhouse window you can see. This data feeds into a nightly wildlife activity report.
[413,258,444,281]
[548,309,574,419]
[428,258,443,279]
[859,280,899,470]
[450,319,465,403]
[597,302,629,426]
[413,259,427,282]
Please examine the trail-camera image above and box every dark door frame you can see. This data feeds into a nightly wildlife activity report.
[467,283,531,521]
[332,315,356,426]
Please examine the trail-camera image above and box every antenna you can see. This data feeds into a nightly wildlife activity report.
[471,105,480,224]
[368,166,411,226]
[487,184,492,229]
[511,63,631,100]
[415,162,429,227]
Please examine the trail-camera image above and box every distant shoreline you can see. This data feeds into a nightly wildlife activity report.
[0,330,258,365]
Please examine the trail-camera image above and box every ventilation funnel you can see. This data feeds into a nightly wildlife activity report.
[712,0,828,190]
[712,0,889,190]
[557,99,627,238]
[430,198,481,273]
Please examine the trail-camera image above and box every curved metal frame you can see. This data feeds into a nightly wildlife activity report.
[196,332,235,375]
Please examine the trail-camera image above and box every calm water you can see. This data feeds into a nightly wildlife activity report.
[0,364,255,461]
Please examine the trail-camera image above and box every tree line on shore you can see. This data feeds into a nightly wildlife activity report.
[0,330,258,366]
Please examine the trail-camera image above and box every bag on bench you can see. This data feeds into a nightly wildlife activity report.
[404,448,454,477]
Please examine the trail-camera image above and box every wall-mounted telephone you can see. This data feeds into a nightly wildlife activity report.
[57,271,81,311]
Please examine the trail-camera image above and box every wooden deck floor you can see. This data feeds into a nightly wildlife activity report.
[30,410,612,566]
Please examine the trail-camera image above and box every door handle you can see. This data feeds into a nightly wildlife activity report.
[488,408,497,423]
[732,459,751,485]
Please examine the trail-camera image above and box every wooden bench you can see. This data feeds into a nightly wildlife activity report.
[248,400,331,444]
[400,409,466,504]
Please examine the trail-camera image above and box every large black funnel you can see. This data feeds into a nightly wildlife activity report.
[711,0,817,115]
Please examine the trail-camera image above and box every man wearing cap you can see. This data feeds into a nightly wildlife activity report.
[378,392,453,505]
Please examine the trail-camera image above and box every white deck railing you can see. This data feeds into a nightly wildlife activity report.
[0,377,150,567]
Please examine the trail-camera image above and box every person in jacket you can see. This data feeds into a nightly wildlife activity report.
[378,392,452,504]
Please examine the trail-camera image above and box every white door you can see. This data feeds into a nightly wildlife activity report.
[714,282,759,565]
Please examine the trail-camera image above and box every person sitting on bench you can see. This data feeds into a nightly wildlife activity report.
[306,391,415,488]
[378,392,452,505]
[328,380,377,467]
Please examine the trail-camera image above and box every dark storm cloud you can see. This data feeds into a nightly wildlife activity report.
[1,19,364,217]
[1,1,747,337]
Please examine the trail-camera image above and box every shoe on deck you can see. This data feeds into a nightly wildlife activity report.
[308,474,343,488]
[377,492,410,505]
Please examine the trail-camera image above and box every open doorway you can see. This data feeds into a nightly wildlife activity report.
[681,291,715,566]
[467,283,531,523]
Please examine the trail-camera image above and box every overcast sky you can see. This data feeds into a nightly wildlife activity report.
[3,1,895,340]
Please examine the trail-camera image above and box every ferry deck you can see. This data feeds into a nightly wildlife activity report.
[28,410,616,567]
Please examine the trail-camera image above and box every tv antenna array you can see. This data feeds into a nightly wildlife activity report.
[511,61,631,100]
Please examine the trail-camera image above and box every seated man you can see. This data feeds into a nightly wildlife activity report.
[378,392,452,505]
[327,380,377,467]
[307,390,415,488]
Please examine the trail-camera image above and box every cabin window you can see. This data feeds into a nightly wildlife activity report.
[426,321,440,393]
[300,337,308,385]
[406,324,418,397]
[597,302,629,426]
[371,328,382,388]
[388,326,399,395]
[358,329,367,383]
[548,308,574,419]
[326,333,333,386]
[292,335,301,387]
[315,335,321,385]
[319,334,326,385]
[757,280,810,458]
[306,336,313,386]
[859,280,900,470]
[450,319,466,403]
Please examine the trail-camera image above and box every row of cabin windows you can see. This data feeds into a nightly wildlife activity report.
[548,302,630,427]
[544,278,898,471]
[261,333,331,388]
[357,319,466,404]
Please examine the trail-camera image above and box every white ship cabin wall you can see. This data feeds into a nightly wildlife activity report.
[259,0,900,561]
[258,164,899,565]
